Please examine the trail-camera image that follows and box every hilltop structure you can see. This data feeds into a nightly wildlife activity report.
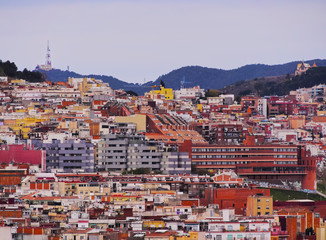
[295,60,317,76]
[36,40,52,71]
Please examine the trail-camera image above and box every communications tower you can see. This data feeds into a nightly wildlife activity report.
[36,40,53,71]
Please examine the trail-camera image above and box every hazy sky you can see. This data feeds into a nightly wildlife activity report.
[1,0,326,83]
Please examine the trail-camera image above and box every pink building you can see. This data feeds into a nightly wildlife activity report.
[0,145,45,171]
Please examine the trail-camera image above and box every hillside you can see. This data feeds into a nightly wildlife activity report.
[38,69,139,91]
[222,66,326,97]
[37,58,326,95]
[146,59,326,91]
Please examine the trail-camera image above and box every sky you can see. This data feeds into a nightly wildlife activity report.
[1,0,326,84]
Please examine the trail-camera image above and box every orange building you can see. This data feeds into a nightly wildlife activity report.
[277,208,322,239]
[289,115,306,129]
[0,164,28,186]
[246,195,273,216]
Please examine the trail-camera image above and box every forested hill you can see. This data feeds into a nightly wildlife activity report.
[42,59,326,94]
[0,60,45,82]
[146,59,326,91]
[2,58,326,95]
[221,66,326,97]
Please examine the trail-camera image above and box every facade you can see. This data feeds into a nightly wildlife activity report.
[215,124,248,144]
[246,195,273,216]
[97,134,191,174]
[181,140,317,190]
[42,139,94,173]
[174,86,204,100]
[0,144,45,171]
[205,188,270,215]
[97,134,129,171]
[127,137,162,172]
[146,86,174,100]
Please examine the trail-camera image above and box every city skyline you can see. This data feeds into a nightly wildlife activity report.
[1,0,326,83]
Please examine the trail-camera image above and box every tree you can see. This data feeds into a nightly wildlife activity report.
[126,90,138,96]
[254,82,263,96]
[305,227,315,236]
[205,89,221,98]
[160,80,165,88]
[2,60,17,77]
[0,67,5,76]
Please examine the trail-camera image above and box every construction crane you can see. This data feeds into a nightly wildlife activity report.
[180,76,191,89]
[151,85,160,89]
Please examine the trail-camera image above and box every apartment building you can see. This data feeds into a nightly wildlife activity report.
[246,195,273,216]
[41,139,94,173]
[181,139,316,190]
[97,134,191,174]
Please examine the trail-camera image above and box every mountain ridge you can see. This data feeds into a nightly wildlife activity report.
[40,59,326,95]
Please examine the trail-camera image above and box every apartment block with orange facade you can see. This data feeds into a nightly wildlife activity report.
[246,195,273,217]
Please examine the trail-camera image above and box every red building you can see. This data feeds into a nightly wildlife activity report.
[181,139,317,190]
[204,187,270,215]
[267,97,297,117]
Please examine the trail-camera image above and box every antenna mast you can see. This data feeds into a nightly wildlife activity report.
[46,40,52,66]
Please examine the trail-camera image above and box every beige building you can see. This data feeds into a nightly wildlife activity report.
[115,114,146,132]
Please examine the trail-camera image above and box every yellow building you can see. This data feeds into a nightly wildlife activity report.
[174,232,198,240]
[58,182,110,198]
[68,77,95,96]
[246,195,273,216]
[110,193,143,202]
[143,220,166,229]
[10,79,26,85]
[148,86,174,100]
[10,117,50,139]
[197,104,203,112]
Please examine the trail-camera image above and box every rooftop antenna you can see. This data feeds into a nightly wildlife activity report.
[180,76,191,89]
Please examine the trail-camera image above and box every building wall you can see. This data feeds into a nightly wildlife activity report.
[115,114,146,132]
[42,139,94,173]
[97,134,128,171]
[0,144,43,166]
[205,188,270,215]
[246,195,273,216]
[97,134,190,174]
[166,152,191,175]
[184,141,317,190]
